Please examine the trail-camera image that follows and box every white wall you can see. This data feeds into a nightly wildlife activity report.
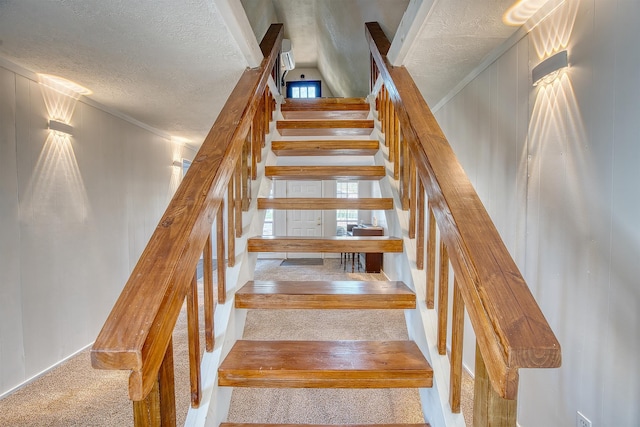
[239,0,278,42]
[425,0,639,425]
[0,63,195,396]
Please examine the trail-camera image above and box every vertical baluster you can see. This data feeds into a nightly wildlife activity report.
[256,109,262,166]
[374,60,379,88]
[437,237,449,355]
[388,101,395,164]
[217,203,226,305]
[409,155,417,239]
[241,138,250,211]
[450,277,464,413]
[370,54,374,92]
[272,95,276,121]
[132,338,176,427]
[203,233,214,352]
[251,114,258,179]
[227,177,236,267]
[416,177,425,270]
[473,343,517,427]
[393,115,401,180]
[261,94,266,149]
[401,132,410,210]
[187,273,201,407]
[426,203,436,309]
[379,85,385,134]
[235,156,242,238]
[264,89,270,146]
[384,88,391,144]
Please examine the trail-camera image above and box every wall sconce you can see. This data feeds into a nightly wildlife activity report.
[48,119,74,136]
[532,50,568,86]
[172,160,183,167]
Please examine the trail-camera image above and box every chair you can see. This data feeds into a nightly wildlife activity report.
[345,224,359,272]
[336,226,347,265]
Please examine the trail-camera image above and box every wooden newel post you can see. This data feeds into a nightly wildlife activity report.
[132,338,176,427]
[473,343,517,427]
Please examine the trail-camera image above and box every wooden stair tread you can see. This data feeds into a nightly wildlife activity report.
[248,236,403,253]
[236,280,416,309]
[218,340,433,388]
[221,424,430,427]
[281,97,370,120]
[258,198,393,210]
[266,166,385,180]
[272,140,379,156]
[277,120,374,136]
[281,97,369,110]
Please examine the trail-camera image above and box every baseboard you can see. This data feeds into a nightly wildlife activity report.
[0,341,94,400]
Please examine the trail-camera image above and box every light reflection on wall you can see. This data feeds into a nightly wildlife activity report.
[20,79,89,224]
[530,0,579,59]
[21,130,89,224]
[169,160,182,199]
[527,73,589,333]
[168,137,187,199]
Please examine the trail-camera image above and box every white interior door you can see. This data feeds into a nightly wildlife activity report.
[286,180,322,258]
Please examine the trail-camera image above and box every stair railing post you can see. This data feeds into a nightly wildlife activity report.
[473,342,518,427]
[132,337,176,427]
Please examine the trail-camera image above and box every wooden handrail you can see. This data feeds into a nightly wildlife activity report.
[365,22,560,400]
[91,24,283,402]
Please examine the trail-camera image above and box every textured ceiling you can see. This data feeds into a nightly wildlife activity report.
[404,0,519,107]
[242,0,408,97]
[241,0,522,102]
[0,0,248,144]
[0,0,524,145]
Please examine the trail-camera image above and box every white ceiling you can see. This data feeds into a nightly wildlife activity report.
[404,0,518,108]
[0,0,248,144]
[0,0,524,145]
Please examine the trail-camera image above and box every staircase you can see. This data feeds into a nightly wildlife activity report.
[218,97,432,426]
[91,24,560,427]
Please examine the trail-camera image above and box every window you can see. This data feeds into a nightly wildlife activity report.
[336,181,359,232]
[286,80,321,99]
[263,209,274,236]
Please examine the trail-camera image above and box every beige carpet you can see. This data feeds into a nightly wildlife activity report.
[0,258,473,426]
[226,261,424,425]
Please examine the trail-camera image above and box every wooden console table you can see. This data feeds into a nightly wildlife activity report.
[352,226,384,273]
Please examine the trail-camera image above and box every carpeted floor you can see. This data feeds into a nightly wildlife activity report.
[280,258,324,266]
[228,259,423,424]
[0,258,473,426]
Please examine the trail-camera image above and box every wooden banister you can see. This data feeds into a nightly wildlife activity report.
[91,22,283,411]
[366,21,560,404]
